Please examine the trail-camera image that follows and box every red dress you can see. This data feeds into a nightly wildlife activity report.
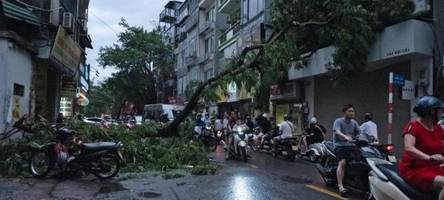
[399,121,444,191]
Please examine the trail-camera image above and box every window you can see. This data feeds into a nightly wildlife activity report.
[242,0,264,22]
[13,83,24,96]
[205,38,214,53]
[206,7,215,22]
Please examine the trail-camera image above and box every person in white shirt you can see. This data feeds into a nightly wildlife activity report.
[273,115,294,145]
[360,113,378,144]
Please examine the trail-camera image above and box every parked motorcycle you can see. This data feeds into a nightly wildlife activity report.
[295,132,326,162]
[271,137,297,161]
[315,136,387,192]
[367,157,436,200]
[227,126,249,162]
[29,127,123,179]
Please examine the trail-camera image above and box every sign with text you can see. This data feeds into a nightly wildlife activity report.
[402,80,415,100]
[50,26,82,72]
[393,74,406,87]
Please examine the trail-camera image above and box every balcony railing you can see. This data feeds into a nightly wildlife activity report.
[218,22,240,50]
[177,7,189,25]
[198,52,214,64]
[160,8,176,23]
[199,20,215,35]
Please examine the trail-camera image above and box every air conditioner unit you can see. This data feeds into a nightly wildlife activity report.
[62,12,74,33]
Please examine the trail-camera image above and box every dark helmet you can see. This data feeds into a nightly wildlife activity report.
[364,113,373,121]
[413,96,444,117]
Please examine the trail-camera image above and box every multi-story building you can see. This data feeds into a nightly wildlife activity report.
[215,0,273,117]
[0,0,92,130]
[162,0,272,116]
[159,1,182,104]
[174,0,199,100]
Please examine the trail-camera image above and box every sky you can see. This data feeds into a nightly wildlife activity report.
[86,0,171,85]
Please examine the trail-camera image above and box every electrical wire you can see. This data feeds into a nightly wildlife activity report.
[13,0,62,12]
[90,11,119,35]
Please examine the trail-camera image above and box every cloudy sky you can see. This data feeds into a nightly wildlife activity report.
[86,0,170,84]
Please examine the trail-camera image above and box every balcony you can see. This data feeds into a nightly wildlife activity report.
[199,0,213,9]
[198,52,215,64]
[184,12,198,32]
[160,8,176,24]
[218,0,239,14]
[185,51,198,66]
[199,20,216,35]
[218,22,240,51]
[177,7,189,25]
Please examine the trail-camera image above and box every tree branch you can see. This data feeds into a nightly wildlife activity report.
[159,17,337,136]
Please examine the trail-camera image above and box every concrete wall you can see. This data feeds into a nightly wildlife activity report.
[0,38,33,131]
[313,62,412,156]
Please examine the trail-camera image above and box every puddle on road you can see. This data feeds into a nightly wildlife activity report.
[138,191,162,198]
[280,176,313,184]
[98,182,128,194]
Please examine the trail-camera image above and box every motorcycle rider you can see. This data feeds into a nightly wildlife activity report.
[360,113,378,144]
[214,115,226,149]
[333,104,361,196]
[272,115,295,152]
[301,117,326,154]
[399,96,444,199]
[227,118,248,158]
[194,113,206,136]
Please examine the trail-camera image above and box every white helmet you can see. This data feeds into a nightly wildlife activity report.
[310,117,317,125]
[262,113,268,118]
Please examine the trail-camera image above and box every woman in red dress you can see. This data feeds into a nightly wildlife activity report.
[400,96,444,198]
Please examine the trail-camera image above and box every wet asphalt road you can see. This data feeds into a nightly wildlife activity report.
[0,148,363,200]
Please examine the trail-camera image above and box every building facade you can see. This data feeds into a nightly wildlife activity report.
[285,0,441,155]
[0,0,91,131]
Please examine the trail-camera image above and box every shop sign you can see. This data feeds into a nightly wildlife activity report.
[50,26,82,72]
[80,76,88,92]
[393,74,405,87]
[402,80,415,100]
[61,77,77,97]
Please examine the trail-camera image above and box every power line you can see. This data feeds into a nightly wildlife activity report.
[90,11,119,35]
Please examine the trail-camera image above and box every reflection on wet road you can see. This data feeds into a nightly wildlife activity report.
[0,147,363,200]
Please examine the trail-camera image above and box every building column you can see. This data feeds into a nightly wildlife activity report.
[410,57,434,120]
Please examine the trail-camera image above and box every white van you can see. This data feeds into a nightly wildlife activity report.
[142,104,184,122]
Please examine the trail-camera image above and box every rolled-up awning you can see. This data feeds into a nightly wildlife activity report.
[76,92,89,107]
[1,0,41,26]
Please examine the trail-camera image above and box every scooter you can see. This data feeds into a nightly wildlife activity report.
[271,137,297,161]
[367,157,437,200]
[315,136,387,192]
[227,127,249,162]
[296,132,326,162]
[29,127,123,179]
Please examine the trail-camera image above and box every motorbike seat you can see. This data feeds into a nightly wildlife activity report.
[83,142,118,152]
[324,141,335,153]
[377,164,435,200]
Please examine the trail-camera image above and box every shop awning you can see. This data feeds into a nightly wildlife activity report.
[1,0,41,26]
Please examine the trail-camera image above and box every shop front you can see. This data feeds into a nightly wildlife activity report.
[270,81,307,134]
[216,82,253,118]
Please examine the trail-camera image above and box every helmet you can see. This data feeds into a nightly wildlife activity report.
[413,96,444,117]
[262,113,268,118]
[309,117,317,125]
